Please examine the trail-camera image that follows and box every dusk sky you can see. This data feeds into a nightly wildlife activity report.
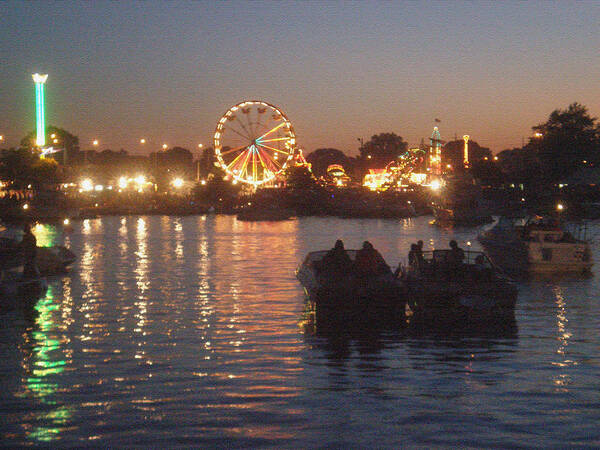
[1,1,599,155]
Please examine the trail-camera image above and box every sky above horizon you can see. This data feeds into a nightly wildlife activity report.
[1,1,599,155]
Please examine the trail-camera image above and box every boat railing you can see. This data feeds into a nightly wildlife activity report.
[420,249,493,268]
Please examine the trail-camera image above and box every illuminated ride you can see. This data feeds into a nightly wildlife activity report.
[363,148,427,191]
[214,100,297,186]
[31,73,60,158]
[32,73,48,148]
[429,127,442,175]
[326,164,350,186]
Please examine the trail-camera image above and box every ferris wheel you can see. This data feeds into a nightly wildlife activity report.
[214,100,297,186]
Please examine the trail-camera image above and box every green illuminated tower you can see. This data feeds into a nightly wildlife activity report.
[32,73,48,147]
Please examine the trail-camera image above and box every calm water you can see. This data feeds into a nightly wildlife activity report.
[1,215,600,448]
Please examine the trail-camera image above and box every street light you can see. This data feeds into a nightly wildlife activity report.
[140,138,146,144]
[93,139,99,146]
[162,144,168,150]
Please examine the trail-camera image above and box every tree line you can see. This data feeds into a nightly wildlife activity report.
[2,102,598,190]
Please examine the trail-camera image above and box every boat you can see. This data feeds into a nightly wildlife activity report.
[431,174,492,226]
[236,207,294,221]
[0,270,47,309]
[478,215,593,275]
[296,249,406,315]
[0,246,48,308]
[0,227,76,275]
[400,249,518,321]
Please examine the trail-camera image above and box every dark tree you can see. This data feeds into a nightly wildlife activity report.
[197,146,216,180]
[284,165,317,190]
[20,126,80,165]
[305,148,350,178]
[0,148,59,189]
[532,103,599,182]
[359,133,408,169]
[192,171,241,208]
[442,139,491,171]
[153,146,194,186]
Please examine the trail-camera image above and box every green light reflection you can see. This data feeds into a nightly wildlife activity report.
[22,285,74,443]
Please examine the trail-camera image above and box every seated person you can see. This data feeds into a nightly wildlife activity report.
[448,240,465,270]
[408,243,421,271]
[319,239,352,281]
[354,241,390,278]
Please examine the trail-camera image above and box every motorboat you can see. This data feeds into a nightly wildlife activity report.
[0,227,76,275]
[478,216,593,275]
[0,270,47,308]
[296,249,406,314]
[400,249,517,320]
[236,207,294,222]
[0,241,48,307]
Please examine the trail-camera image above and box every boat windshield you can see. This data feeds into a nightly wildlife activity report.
[421,250,493,269]
[304,249,359,266]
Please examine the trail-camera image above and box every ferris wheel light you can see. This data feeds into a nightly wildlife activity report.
[214,100,296,187]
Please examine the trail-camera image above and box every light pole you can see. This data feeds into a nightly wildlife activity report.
[463,135,470,168]
[197,143,203,182]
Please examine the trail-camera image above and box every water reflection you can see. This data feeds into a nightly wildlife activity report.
[1,216,599,447]
[551,285,575,391]
[302,299,518,372]
[32,223,58,248]
[20,286,74,443]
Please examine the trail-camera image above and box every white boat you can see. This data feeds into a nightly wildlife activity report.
[478,216,593,275]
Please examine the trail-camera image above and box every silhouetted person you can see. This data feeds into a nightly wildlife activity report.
[320,239,352,282]
[408,243,420,270]
[355,241,390,278]
[20,223,39,279]
[448,240,465,271]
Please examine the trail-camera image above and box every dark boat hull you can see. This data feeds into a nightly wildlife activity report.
[406,279,517,321]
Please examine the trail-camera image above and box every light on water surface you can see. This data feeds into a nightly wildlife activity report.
[2,215,600,447]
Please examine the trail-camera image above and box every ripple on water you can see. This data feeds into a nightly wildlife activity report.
[1,216,600,447]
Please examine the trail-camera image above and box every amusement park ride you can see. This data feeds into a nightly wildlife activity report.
[212,100,462,192]
[363,148,428,191]
[214,100,299,187]
[24,72,469,193]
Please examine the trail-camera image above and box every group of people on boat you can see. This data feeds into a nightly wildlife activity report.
[404,240,465,274]
[317,239,391,283]
[318,239,470,283]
